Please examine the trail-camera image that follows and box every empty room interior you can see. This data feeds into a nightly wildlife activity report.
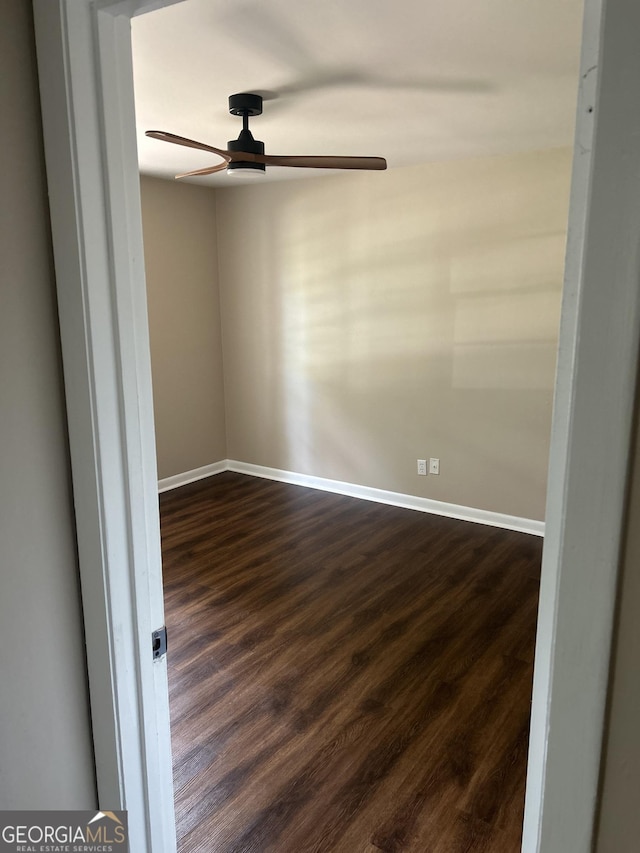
[131,0,582,849]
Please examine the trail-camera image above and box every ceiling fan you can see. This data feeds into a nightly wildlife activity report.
[146,93,387,180]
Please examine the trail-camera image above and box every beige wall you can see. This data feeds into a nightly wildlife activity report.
[141,176,227,480]
[0,0,95,807]
[596,403,640,851]
[216,148,571,520]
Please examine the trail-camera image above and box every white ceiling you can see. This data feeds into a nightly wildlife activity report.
[132,0,584,185]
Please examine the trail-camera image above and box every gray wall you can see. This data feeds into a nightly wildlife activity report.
[143,150,570,520]
[215,149,570,520]
[141,176,227,480]
[0,0,95,808]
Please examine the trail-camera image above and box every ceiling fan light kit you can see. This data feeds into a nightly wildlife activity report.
[146,92,387,180]
[226,162,266,177]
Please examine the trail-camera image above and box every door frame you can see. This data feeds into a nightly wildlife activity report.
[523,0,640,846]
[32,2,181,850]
[33,0,640,850]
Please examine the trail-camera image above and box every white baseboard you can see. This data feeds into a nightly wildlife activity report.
[157,460,227,493]
[158,459,544,536]
[227,460,545,537]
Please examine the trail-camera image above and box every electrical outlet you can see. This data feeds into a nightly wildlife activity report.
[429,458,440,475]
[417,459,427,476]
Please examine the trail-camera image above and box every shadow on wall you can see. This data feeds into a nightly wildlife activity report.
[217,147,572,519]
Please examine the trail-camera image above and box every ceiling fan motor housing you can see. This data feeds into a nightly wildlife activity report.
[227,129,265,174]
[228,92,263,116]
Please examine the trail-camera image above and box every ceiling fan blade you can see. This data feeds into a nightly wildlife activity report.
[148,123,386,175]
[258,153,387,171]
[175,162,229,179]
[146,130,230,161]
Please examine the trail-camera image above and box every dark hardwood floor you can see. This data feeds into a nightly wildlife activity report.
[160,472,542,852]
